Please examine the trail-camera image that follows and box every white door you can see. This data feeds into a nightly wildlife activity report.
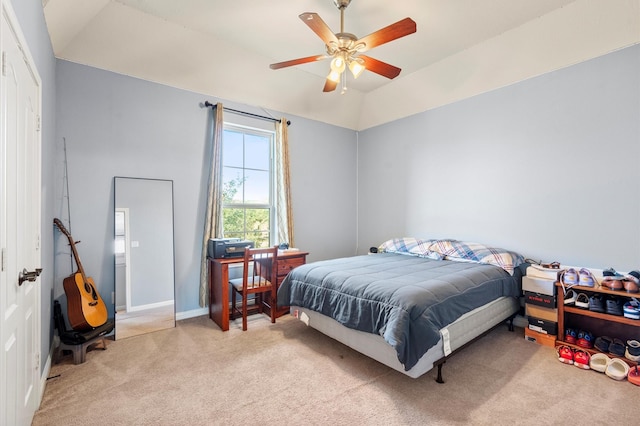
[1,2,42,425]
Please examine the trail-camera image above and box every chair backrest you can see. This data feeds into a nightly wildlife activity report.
[242,246,278,290]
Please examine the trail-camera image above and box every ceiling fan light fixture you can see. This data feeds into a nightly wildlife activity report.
[327,70,341,83]
[330,55,346,73]
[348,58,365,79]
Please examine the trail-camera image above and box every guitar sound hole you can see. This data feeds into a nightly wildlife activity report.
[84,282,98,300]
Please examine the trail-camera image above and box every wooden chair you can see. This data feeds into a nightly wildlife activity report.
[229,246,278,331]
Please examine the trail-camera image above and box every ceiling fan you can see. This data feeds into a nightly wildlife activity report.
[269,0,417,93]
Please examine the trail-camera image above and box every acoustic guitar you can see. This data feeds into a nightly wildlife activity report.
[54,218,108,330]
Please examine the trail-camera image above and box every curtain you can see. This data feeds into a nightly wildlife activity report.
[275,117,294,247]
[199,103,224,307]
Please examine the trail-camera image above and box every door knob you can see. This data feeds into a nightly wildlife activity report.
[19,268,42,286]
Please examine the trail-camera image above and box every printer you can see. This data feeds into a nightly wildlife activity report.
[208,238,254,259]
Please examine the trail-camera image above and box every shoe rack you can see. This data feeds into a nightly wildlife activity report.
[556,283,639,366]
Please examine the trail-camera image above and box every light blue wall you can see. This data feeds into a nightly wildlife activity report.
[54,60,359,317]
[9,0,57,371]
[357,45,640,271]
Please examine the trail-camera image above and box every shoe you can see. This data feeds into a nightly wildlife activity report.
[575,293,590,309]
[623,299,640,319]
[564,289,577,305]
[609,338,626,357]
[628,365,640,386]
[623,270,640,293]
[560,268,578,291]
[594,336,612,352]
[601,268,624,290]
[578,268,597,287]
[588,294,605,313]
[604,297,624,316]
[605,358,630,381]
[590,353,611,373]
[565,328,577,344]
[557,345,574,365]
[573,349,591,369]
[626,340,640,362]
[577,330,594,349]
[624,280,639,293]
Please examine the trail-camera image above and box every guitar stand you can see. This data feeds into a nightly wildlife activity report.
[53,300,114,365]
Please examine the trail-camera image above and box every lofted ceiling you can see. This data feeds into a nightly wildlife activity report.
[42,0,639,130]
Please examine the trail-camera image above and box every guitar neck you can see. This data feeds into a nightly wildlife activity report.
[54,219,89,284]
[68,241,88,283]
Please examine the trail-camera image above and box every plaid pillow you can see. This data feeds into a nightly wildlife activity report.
[429,239,525,275]
[378,238,442,260]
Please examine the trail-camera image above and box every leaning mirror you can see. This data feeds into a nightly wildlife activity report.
[114,177,175,339]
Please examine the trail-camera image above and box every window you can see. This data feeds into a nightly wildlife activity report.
[222,124,274,248]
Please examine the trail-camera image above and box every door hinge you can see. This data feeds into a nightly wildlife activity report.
[1,51,5,76]
[1,248,5,272]
[36,115,41,132]
[35,352,40,371]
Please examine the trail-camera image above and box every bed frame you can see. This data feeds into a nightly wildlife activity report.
[290,296,519,381]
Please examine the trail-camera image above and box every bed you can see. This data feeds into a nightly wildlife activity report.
[277,238,526,380]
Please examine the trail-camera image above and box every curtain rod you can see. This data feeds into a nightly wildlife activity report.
[204,101,291,126]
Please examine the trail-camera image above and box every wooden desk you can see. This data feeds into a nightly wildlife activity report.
[208,250,308,331]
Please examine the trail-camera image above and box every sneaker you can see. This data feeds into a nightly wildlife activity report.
[573,349,591,369]
[557,345,574,365]
[601,268,624,290]
[577,330,594,349]
[565,328,578,344]
[594,336,612,352]
[626,340,640,362]
[625,270,640,284]
[578,268,597,287]
[609,338,626,357]
[623,270,640,293]
[588,294,605,313]
[575,293,590,309]
[564,289,577,305]
[560,268,578,291]
[605,297,624,316]
[623,299,639,320]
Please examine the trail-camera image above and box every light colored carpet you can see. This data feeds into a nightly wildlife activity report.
[115,304,175,340]
[34,314,638,425]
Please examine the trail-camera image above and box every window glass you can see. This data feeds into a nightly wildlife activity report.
[221,125,274,248]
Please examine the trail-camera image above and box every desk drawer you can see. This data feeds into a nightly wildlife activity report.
[278,256,305,277]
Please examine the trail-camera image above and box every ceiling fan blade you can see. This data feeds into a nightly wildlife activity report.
[270,55,327,70]
[356,17,416,52]
[323,79,338,92]
[359,55,402,79]
[299,13,338,46]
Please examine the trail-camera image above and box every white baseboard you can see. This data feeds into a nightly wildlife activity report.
[176,307,208,321]
[38,349,53,406]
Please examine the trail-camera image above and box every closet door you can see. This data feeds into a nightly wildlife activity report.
[0,2,42,425]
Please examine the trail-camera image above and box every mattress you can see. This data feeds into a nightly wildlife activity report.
[277,253,522,370]
[290,296,520,379]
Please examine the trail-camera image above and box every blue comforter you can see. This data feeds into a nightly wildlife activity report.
[277,253,522,371]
